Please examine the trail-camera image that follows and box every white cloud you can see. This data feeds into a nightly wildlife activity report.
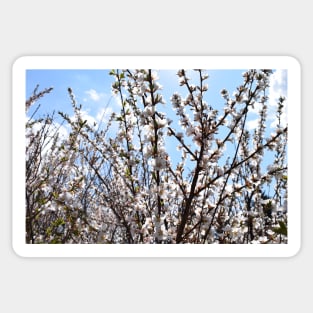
[80,110,98,127]
[247,70,288,131]
[268,69,288,128]
[269,70,287,101]
[246,119,259,131]
[96,107,113,123]
[26,116,70,158]
[85,89,103,102]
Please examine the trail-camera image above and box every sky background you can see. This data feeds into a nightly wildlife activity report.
[26,68,287,132]
[26,69,288,175]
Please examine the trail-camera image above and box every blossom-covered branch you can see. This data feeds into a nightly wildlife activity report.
[25,69,288,244]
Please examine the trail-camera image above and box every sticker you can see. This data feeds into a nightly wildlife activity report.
[12,56,301,257]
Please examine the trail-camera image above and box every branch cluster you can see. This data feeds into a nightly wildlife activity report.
[25,69,288,244]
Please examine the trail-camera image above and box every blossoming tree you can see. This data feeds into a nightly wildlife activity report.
[25,69,288,244]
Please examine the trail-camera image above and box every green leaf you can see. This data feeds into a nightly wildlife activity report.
[273,221,287,236]
[38,198,47,205]
[125,167,131,178]
[79,120,87,127]
[278,221,288,236]
[119,151,127,158]
[55,218,65,226]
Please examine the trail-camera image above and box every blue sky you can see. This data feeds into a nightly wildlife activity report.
[26,70,114,123]
[26,69,287,125]
[26,69,288,173]
[26,69,253,121]
[26,69,246,143]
